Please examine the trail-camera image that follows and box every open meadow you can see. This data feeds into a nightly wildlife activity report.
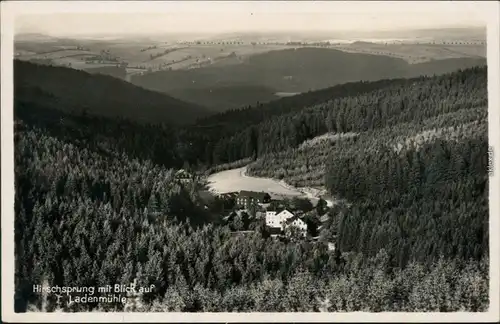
[206,166,303,197]
[206,165,334,206]
[331,42,485,64]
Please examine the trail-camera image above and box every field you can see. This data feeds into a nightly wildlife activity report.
[207,166,302,198]
[15,37,292,78]
[206,166,334,206]
[331,42,485,64]
[16,34,486,78]
[15,41,123,71]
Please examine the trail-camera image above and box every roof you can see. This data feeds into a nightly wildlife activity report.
[267,227,282,235]
[175,169,191,177]
[220,192,238,197]
[231,230,254,236]
[320,214,330,223]
[238,190,270,200]
[285,215,305,225]
[277,209,294,217]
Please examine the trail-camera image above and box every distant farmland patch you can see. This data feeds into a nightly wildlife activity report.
[275,92,300,97]
[331,43,485,64]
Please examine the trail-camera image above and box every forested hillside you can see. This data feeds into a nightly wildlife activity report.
[14,65,489,312]
[15,60,210,125]
[206,66,489,268]
[186,67,487,166]
[132,48,486,110]
[167,85,279,112]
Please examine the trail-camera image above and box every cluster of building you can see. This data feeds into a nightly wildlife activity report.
[211,189,335,250]
[235,190,308,238]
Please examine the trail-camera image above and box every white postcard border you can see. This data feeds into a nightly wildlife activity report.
[2,1,499,322]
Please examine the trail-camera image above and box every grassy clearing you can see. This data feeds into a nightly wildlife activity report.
[392,119,487,153]
[207,166,302,197]
[298,132,359,151]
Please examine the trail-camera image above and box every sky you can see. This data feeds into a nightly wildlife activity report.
[11,1,489,37]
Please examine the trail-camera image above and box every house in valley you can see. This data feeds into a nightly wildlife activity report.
[220,192,238,199]
[175,169,193,183]
[236,191,271,209]
[284,216,308,237]
[265,209,307,237]
[265,209,294,228]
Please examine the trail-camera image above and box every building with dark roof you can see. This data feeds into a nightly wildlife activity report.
[284,215,308,236]
[236,190,271,209]
[175,169,192,180]
[267,226,282,237]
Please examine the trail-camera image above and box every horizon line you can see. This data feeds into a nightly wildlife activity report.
[15,24,487,38]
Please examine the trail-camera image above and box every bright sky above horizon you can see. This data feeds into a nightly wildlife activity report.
[12,1,489,36]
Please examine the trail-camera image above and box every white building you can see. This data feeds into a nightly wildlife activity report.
[284,216,308,237]
[265,209,307,236]
[265,209,294,229]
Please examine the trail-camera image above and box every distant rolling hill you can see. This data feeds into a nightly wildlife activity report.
[132,48,486,111]
[14,60,211,125]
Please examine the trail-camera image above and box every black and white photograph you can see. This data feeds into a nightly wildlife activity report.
[1,1,499,322]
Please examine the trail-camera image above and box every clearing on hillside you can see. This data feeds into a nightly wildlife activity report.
[207,166,302,198]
